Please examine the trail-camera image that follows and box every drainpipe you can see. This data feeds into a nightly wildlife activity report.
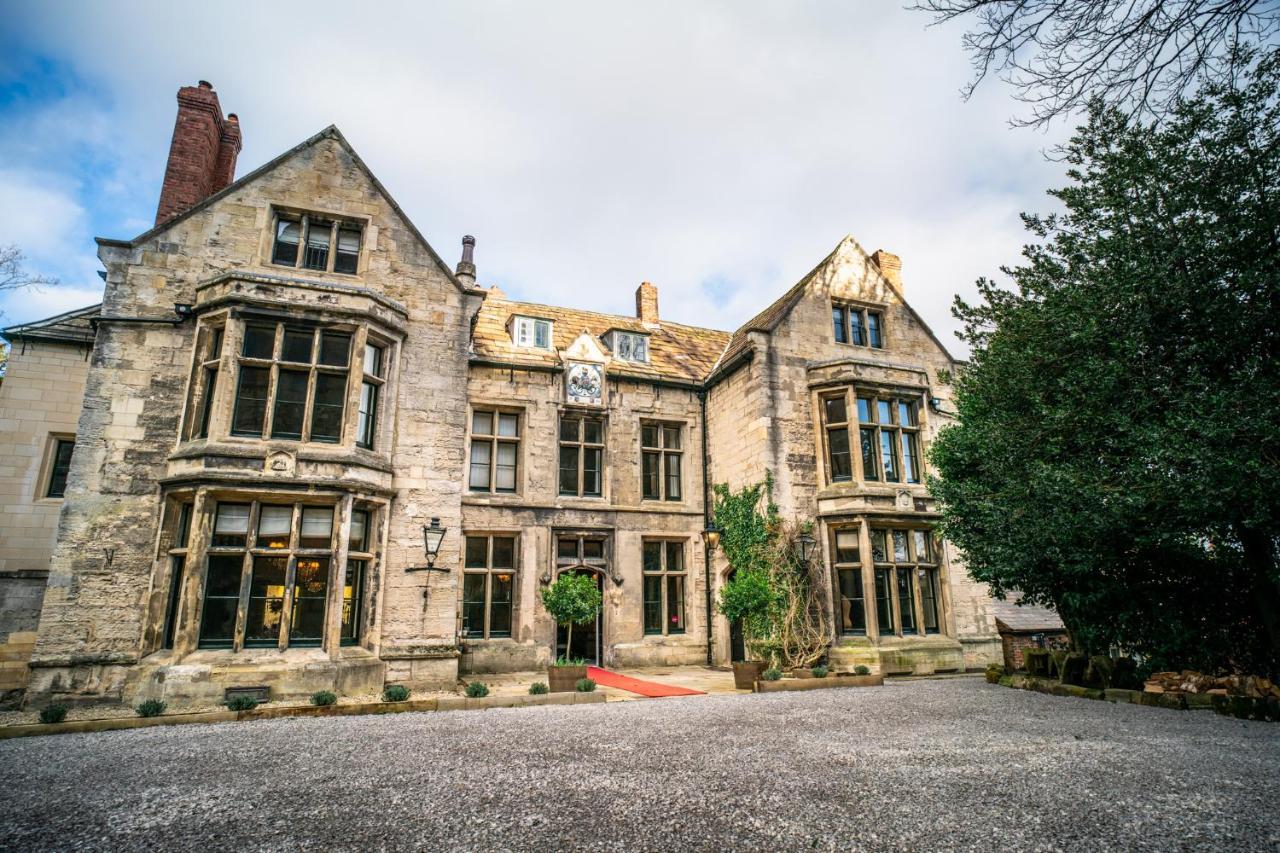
[700,388,714,666]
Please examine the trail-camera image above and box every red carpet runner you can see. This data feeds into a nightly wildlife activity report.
[586,666,705,698]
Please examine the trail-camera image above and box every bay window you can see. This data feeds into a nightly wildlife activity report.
[231,322,351,442]
[868,526,939,637]
[820,387,923,485]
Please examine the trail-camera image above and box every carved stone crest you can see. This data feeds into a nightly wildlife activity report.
[265,449,296,476]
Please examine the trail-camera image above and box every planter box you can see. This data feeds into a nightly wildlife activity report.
[732,661,765,690]
[754,674,883,693]
[548,665,588,693]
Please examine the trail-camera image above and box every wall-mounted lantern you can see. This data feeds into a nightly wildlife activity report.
[407,518,450,574]
[796,530,817,564]
[702,522,722,553]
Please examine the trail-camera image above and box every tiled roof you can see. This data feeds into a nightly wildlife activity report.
[470,290,730,385]
[991,596,1066,633]
[1,303,101,345]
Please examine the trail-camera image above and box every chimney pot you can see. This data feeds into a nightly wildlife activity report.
[636,281,659,325]
[456,235,477,285]
[155,80,242,225]
[871,249,902,291]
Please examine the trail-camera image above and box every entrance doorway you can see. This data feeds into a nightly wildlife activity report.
[555,570,603,665]
[727,569,746,662]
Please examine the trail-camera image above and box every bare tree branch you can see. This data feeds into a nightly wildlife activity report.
[0,245,58,294]
[911,0,1280,126]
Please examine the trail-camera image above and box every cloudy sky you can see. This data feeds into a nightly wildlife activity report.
[0,1,1069,355]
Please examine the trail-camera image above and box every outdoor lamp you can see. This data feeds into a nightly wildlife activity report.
[423,518,447,568]
[796,530,817,563]
[702,522,722,552]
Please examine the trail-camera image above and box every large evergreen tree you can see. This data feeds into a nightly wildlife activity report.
[931,51,1280,675]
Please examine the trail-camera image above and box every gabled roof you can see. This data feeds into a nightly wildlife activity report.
[470,290,730,385]
[991,597,1066,633]
[96,125,467,293]
[1,303,101,345]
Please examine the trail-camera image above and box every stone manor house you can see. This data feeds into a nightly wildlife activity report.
[0,82,1000,706]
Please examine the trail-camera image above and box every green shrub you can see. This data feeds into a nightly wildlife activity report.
[541,573,602,664]
[529,682,549,695]
[39,704,68,724]
[225,695,260,712]
[465,681,489,698]
[135,699,167,718]
[575,678,597,693]
[811,665,829,678]
[311,690,337,707]
[762,667,782,681]
[985,663,1006,684]
[854,665,871,676]
[382,684,410,703]
[552,656,587,667]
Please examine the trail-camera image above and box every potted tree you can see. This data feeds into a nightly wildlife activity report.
[541,571,603,692]
[717,568,774,689]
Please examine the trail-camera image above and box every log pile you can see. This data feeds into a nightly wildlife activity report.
[1143,670,1280,698]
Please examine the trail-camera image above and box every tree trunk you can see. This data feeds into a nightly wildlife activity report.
[564,622,572,664]
[1239,525,1280,676]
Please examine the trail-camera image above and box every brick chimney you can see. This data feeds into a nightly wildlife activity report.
[871,250,902,290]
[636,281,659,325]
[155,81,243,225]
[455,235,477,286]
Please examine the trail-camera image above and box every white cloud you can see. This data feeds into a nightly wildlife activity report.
[0,170,84,257]
[3,1,1074,353]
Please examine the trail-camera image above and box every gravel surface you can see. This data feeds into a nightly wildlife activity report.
[1,678,1276,851]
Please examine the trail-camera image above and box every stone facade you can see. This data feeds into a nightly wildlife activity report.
[1,82,1002,707]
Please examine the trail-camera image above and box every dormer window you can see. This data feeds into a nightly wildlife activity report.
[833,304,884,349]
[513,316,553,349]
[271,210,363,276]
[611,331,649,363]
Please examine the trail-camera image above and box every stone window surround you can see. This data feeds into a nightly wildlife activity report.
[145,488,382,660]
[179,310,398,455]
[640,419,686,503]
[466,404,524,495]
[35,432,76,502]
[265,206,369,278]
[641,538,688,636]
[816,385,925,490]
[826,518,949,642]
[831,299,887,350]
[459,531,520,641]
[558,410,606,499]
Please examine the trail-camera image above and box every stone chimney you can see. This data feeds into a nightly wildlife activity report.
[636,281,659,325]
[455,235,477,286]
[871,250,902,290]
[155,81,243,225]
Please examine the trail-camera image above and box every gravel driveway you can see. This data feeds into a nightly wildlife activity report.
[1,678,1276,851]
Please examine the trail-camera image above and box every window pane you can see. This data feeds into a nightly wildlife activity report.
[642,541,662,572]
[893,530,909,562]
[557,538,578,560]
[461,573,486,638]
[616,334,632,360]
[870,529,888,563]
[213,504,251,547]
[828,427,851,482]
[318,332,351,367]
[662,426,681,450]
[290,557,330,644]
[823,395,847,425]
[243,325,276,359]
[583,419,602,444]
[349,510,369,552]
[469,441,492,490]
[852,310,866,346]
[643,575,663,634]
[273,218,301,265]
[921,568,940,634]
[868,312,883,348]
[641,424,659,448]
[642,452,660,499]
[880,430,899,481]
[357,382,378,449]
[490,570,513,637]
[633,337,648,362]
[559,445,579,496]
[271,369,309,440]
[245,556,288,644]
[834,531,859,564]
[472,411,493,435]
[897,567,916,634]
[839,569,866,634]
[300,507,334,549]
[281,328,314,363]
[341,559,365,642]
[205,553,244,597]
[196,367,218,439]
[856,397,872,422]
[859,427,878,480]
[898,401,915,426]
[199,554,244,645]
[363,344,383,377]
[257,505,293,549]
[311,373,347,443]
[665,452,681,500]
[495,443,517,491]
[583,448,601,496]
[667,542,684,572]
[559,416,580,442]
[232,366,270,436]
[46,439,75,498]
[832,306,847,343]
[875,567,895,634]
[465,536,490,568]
[497,413,519,437]
[492,537,515,569]
[914,530,932,563]
[303,220,332,270]
[667,574,685,633]
[534,320,550,349]
[334,227,360,274]
[583,539,604,559]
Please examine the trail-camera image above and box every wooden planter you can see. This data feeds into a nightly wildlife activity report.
[732,661,765,690]
[548,664,589,693]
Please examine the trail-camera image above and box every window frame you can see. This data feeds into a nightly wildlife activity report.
[640,421,683,502]
[610,330,650,363]
[831,527,866,635]
[868,526,940,638]
[270,210,364,277]
[818,388,923,486]
[558,413,605,498]
[161,500,194,650]
[642,539,687,636]
[468,408,521,494]
[460,533,518,640]
[356,339,387,450]
[512,316,553,350]
[41,435,76,499]
[831,303,886,350]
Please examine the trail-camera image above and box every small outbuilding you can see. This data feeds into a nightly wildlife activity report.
[991,597,1069,671]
